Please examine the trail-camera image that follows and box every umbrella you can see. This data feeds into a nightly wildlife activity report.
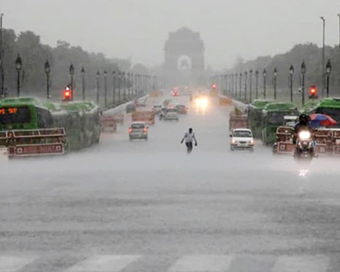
[309,113,337,128]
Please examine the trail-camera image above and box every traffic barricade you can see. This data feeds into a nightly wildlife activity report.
[4,128,66,158]
[100,116,117,133]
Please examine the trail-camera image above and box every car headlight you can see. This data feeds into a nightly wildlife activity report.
[232,139,237,144]
[298,131,311,140]
[249,140,254,145]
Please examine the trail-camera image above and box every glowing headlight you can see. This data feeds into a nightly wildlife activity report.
[299,131,311,140]
[232,139,237,144]
[249,140,254,145]
[201,97,208,107]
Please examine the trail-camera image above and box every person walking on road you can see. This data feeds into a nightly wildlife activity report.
[181,128,198,153]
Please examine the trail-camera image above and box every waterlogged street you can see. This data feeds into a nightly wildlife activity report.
[1,96,340,271]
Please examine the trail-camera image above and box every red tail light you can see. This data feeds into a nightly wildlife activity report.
[128,128,133,134]
[143,127,147,133]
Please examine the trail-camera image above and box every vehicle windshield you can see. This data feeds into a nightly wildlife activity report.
[131,123,145,129]
[267,112,297,125]
[0,106,31,125]
[233,130,252,137]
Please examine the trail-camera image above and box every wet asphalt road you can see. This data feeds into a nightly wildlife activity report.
[1,95,340,271]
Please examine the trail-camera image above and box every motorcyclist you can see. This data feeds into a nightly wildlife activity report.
[294,114,313,142]
[293,114,316,156]
[181,128,198,153]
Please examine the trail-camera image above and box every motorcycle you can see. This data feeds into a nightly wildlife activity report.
[294,130,315,159]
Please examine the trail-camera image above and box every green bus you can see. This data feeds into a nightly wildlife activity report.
[261,102,299,145]
[247,100,272,138]
[0,97,101,151]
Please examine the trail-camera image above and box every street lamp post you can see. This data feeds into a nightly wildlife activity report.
[301,61,306,106]
[255,70,259,100]
[104,70,107,107]
[263,69,267,99]
[69,64,74,100]
[118,72,121,104]
[289,65,294,103]
[128,73,132,100]
[321,16,326,97]
[338,14,340,93]
[44,60,51,99]
[239,73,242,100]
[112,71,116,105]
[224,74,227,95]
[235,73,238,98]
[15,54,22,97]
[96,71,100,105]
[0,14,4,98]
[249,70,253,103]
[244,71,248,103]
[326,59,332,97]
[231,74,234,97]
[133,73,137,98]
[273,68,278,100]
[136,74,140,97]
[81,67,85,101]
[122,72,126,101]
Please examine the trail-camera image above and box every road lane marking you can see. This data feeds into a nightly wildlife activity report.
[0,256,36,272]
[64,255,141,272]
[272,255,329,272]
[168,255,233,272]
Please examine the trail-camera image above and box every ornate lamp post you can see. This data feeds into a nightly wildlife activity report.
[289,65,294,103]
[69,64,74,100]
[112,71,116,105]
[273,67,278,100]
[244,71,248,102]
[301,61,306,106]
[239,73,242,99]
[263,69,267,99]
[122,72,126,101]
[104,70,107,107]
[96,71,100,104]
[81,67,85,101]
[249,69,253,102]
[15,54,22,97]
[326,59,332,97]
[44,60,51,99]
[255,70,259,99]
[118,72,121,103]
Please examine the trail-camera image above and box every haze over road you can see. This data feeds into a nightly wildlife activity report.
[1,96,340,271]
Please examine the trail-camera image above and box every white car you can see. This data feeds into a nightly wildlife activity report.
[230,128,254,151]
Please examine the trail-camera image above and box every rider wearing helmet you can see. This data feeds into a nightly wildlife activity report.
[294,114,312,138]
[293,114,316,156]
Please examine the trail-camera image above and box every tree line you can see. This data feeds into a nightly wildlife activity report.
[230,43,340,97]
[0,29,149,100]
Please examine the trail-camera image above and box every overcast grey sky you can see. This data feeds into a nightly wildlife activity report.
[1,0,340,69]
